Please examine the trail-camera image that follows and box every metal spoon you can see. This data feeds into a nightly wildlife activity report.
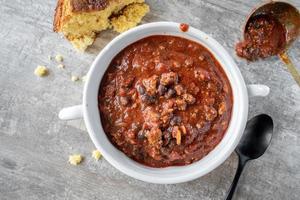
[243,1,300,86]
[225,114,274,200]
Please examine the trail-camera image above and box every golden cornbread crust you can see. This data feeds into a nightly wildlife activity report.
[111,3,149,33]
[53,0,64,32]
[70,0,109,12]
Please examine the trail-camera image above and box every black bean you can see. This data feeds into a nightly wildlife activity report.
[141,94,156,104]
[162,131,172,146]
[136,85,145,95]
[170,116,182,126]
[165,89,176,99]
[137,130,145,140]
[167,126,173,132]
[157,85,167,96]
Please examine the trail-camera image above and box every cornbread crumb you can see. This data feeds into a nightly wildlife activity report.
[71,75,79,82]
[82,75,87,82]
[92,150,102,161]
[34,65,49,77]
[57,64,65,69]
[70,33,95,52]
[55,54,64,62]
[69,154,83,165]
[111,3,150,33]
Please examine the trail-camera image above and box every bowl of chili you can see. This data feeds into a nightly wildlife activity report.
[59,22,269,184]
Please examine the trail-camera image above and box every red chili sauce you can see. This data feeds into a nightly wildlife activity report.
[236,14,286,61]
[98,35,233,167]
[180,23,189,32]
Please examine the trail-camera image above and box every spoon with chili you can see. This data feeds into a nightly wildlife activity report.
[236,1,300,86]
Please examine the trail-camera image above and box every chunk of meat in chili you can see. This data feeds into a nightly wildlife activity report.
[143,75,159,95]
[143,107,160,128]
[160,72,178,86]
[146,127,162,146]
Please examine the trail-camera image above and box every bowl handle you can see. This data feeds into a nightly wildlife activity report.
[247,84,270,97]
[58,105,83,120]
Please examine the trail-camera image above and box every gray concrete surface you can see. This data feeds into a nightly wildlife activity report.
[0,0,299,199]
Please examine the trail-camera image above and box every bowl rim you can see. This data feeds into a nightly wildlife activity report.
[82,21,248,184]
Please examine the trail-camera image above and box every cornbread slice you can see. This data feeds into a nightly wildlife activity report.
[53,0,149,51]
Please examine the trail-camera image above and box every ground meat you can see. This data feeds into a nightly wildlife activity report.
[146,127,162,146]
[184,57,194,67]
[160,72,178,86]
[148,147,162,161]
[194,68,210,81]
[143,107,160,127]
[121,75,135,88]
[119,96,130,106]
[218,102,226,115]
[156,62,169,72]
[104,84,116,97]
[204,105,218,121]
[189,82,200,95]
[174,84,184,95]
[161,99,175,113]
[175,98,187,111]
[183,93,196,104]
[143,75,159,95]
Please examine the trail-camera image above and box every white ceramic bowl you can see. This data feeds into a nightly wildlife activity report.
[59,22,269,184]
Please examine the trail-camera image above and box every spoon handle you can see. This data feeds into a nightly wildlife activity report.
[279,52,300,86]
[225,156,248,200]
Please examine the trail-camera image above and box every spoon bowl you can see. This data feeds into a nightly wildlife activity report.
[236,114,274,160]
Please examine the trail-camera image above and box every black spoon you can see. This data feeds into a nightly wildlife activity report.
[225,114,274,200]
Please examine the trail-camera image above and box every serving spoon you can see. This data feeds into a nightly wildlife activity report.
[243,1,300,86]
[225,114,274,200]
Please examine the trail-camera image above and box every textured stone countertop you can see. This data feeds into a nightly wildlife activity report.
[0,0,299,199]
